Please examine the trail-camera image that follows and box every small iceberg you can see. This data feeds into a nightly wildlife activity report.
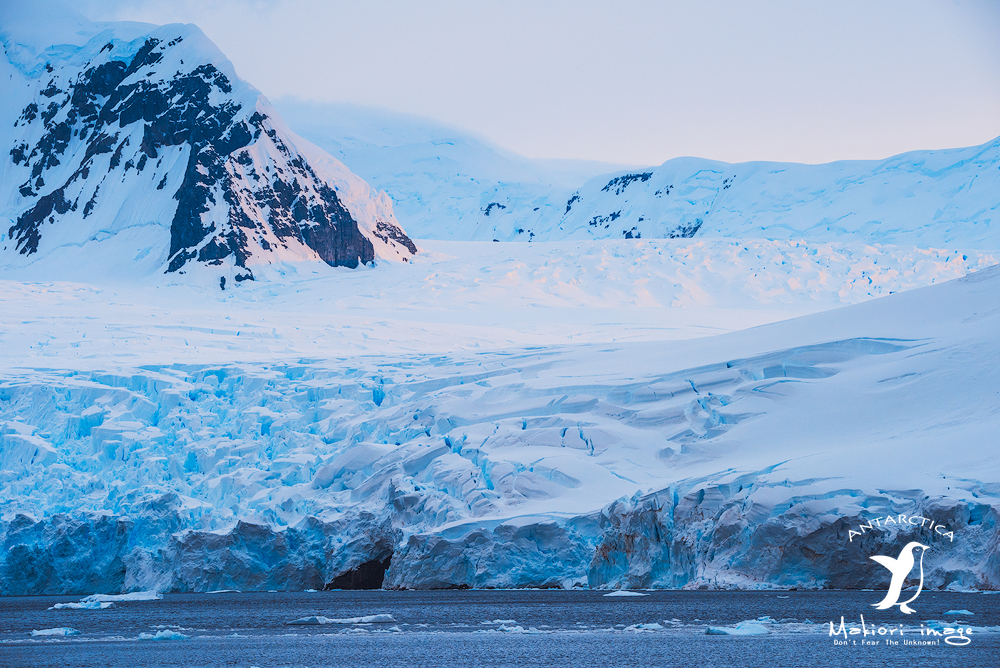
[287,614,395,625]
[31,627,80,637]
[83,591,162,602]
[496,624,545,634]
[706,621,770,636]
[48,590,161,610]
[48,601,114,610]
[139,630,189,641]
[480,619,518,625]
[207,589,241,594]
[603,591,648,597]
[624,623,664,632]
[943,610,974,616]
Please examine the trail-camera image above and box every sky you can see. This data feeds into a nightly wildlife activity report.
[35,1,1000,166]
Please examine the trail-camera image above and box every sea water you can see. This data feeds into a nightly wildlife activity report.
[1,590,996,667]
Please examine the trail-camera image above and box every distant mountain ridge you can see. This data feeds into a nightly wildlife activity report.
[0,13,415,283]
[557,139,1000,247]
[280,100,1000,248]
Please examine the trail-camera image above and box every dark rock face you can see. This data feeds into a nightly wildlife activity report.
[667,218,702,239]
[5,30,411,275]
[372,220,418,256]
[601,172,653,196]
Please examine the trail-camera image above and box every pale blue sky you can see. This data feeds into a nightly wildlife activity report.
[61,1,1000,165]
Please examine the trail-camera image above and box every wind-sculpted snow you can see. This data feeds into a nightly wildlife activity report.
[0,13,414,283]
[2,266,1000,593]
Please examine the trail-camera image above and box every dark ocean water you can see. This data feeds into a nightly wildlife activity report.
[1,590,996,668]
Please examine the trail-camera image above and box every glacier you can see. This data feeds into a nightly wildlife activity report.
[2,264,999,594]
[1,9,998,597]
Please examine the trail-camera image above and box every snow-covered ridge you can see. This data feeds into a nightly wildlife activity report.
[557,141,1000,247]
[0,15,415,283]
[280,100,1000,247]
[2,265,998,593]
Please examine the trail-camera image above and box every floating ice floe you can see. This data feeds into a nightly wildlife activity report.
[943,610,974,616]
[30,627,80,637]
[495,624,546,634]
[287,614,395,625]
[207,590,241,594]
[138,630,190,641]
[603,591,648,597]
[706,621,770,636]
[481,620,518,625]
[48,601,113,610]
[48,591,161,610]
[624,623,664,632]
[82,592,162,602]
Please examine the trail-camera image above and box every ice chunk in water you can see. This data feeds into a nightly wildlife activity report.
[706,621,769,636]
[624,623,664,631]
[48,601,114,610]
[31,627,80,636]
[82,591,162,602]
[287,614,395,625]
[138,630,190,640]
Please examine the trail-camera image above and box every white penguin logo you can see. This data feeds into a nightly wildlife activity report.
[870,542,930,614]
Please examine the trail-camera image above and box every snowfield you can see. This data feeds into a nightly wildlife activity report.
[0,238,994,366]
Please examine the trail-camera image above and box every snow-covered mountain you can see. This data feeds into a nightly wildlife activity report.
[557,141,1000,247]
[273,99,632,242]
[2,264,998,593]
[281,99,1000,248]
[0,12,415,284]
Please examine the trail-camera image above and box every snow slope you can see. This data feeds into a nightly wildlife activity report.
[2,261,998,593]
[273,99,631,242]
[557,141,1000,247]
[279,99,1000,248]
[0,10,415,284]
